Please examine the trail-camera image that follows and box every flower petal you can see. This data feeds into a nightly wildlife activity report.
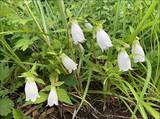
[47,87,58,106]
[71,22,85,44]
[61,54,77,73]
[25,79,39,102]
[118,50,132,71]
[132,40,145,63]
[96,29,112,51]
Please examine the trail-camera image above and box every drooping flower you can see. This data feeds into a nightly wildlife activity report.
[118,49,132,71]
[47,86,58,106]
[25,78,39,102]
[96,28,113,52]
[61,53,77,73]
[85,20,93,30]
[71,21,85,44]
[132,40,145,63]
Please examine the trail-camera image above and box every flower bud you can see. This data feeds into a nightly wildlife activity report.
[85,20,93,30]
[132,40,145,63]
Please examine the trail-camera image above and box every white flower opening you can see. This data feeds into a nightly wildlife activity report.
[96,28,113,52]
[25,78,39,102]
[71,21,85,44]
[47,86,58,106]
[61,54,78,73]
[132,40,145,63]
[118,49,132,71]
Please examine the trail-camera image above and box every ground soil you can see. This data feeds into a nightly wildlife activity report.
[22,98,145,119]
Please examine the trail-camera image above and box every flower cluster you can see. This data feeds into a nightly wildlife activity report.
[70,20,145,71]
[118,40,145,71]
[24,19,145,106]
[25,77,58,107]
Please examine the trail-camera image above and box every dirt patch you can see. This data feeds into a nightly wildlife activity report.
[22,98,145,119]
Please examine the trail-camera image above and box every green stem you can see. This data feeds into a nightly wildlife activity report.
[103,78,110,111]
[72,70,92,119]
[37,0,50,45]
[131,58,152,118]
[56,0,73,49]
[0,37,27,70]
[24,0,51,48]
[130,0,158,42]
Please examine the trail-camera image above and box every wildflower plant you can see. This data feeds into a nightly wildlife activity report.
[0,0,159,118]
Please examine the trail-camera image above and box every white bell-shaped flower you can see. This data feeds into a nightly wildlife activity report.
[47,86,58,106]
[61,53,77,73]
[96,28,113,52]
[118,49,132,71]
[85,20,93,30]
[25,78,40,102]
[71,21,85,44]
[132,40,145,63]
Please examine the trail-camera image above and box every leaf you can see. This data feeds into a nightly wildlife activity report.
[33,92,48,104]
[52,39,62,50]
[0,98,14,116]
[13,109,23,119]
[142,102,160,119]
[13,109,32,119]
[0,63,10,82]
[35,78,45,85]
[57,88,72,105]
[97,55,108,60]
[54,81,64,87]
[41,85,51,92]
[10,79,24,92]
[14,37,37,51]
[60,74,78,87]
[0,90,9,96]
[24,92,48,105]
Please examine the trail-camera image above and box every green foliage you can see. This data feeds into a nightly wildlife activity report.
[13,109,31,119]
[33,92,48,104]
[0,98,14,116]
[0,63,10,82]
[57,88,72,105]
[14,38,37,51]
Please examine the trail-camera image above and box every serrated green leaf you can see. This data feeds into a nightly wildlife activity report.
[0,90,9,96]
[36,78,45,85]
[52,39,62,49]
[14,37,37,51]
[0,63,10,82]
[0,98,14,116]
[57,88,72,105]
